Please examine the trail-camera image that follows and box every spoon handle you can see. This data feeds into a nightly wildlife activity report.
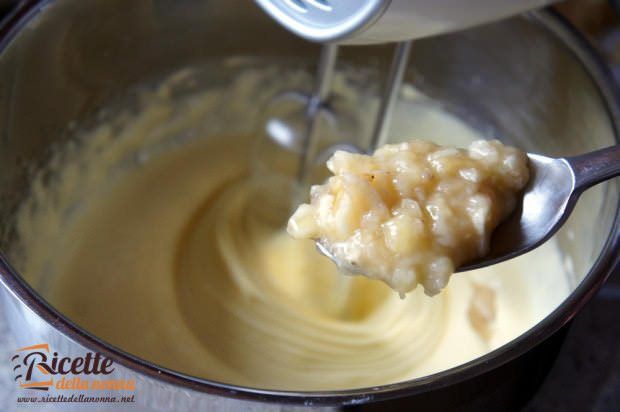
[566,144,620,191]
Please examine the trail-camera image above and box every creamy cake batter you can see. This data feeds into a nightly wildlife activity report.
[11,62,571,391]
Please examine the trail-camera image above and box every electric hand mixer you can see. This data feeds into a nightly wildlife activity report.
[254,0,557,190]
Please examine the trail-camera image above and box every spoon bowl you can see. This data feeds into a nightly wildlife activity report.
[317,145,620,274]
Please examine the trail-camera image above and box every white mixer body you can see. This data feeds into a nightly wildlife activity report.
[255,0,559,44]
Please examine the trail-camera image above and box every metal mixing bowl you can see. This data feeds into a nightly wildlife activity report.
[0,1,618,410]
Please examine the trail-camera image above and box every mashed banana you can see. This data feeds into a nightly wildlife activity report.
[12,63,569,391]
[288,140,529,296]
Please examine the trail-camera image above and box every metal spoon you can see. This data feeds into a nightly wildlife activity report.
[317,144,620,274]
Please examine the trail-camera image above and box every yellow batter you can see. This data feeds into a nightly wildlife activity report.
[12,63,571,391]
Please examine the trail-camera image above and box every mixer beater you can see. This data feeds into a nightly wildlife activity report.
[294,41,412,190]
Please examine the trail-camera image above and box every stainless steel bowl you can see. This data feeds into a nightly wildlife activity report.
[0,1,618,410]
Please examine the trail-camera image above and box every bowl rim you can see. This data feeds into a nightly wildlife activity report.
[0,2,618,406]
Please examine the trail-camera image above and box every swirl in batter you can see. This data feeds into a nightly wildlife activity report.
[12,63,570,390]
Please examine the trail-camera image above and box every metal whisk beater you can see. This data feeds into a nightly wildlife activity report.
[268,41,413,199]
